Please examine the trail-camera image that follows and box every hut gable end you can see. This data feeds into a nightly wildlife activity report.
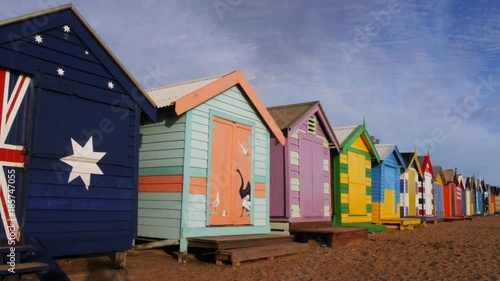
[0,5,156,257]
[0,5,156,119]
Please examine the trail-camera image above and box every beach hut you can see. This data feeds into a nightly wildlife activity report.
[443,169,464,217]
[371,144,420,230]
[486,184,494,215]
[415,154,438,223]
[474,178,483,215]
[467,177,477,215]
[480,180,489,215]
[458,175,469,216]
[442,170,454,217]
[0,4,157,277]
[267,101,340,230]
[432,165,445,220]
[459,175,472,216]
[458,178,465,217]
[400,150,422,218]
[460,175,473,216]
[493,186,500,214]
[467,177,473,215]
[137,70,286,261]
[331,123,384,232]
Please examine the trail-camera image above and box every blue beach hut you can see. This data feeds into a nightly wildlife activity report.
[0,5,156,277]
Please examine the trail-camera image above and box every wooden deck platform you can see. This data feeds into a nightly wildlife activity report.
[294,227,367,247]
[187,234,309,266]
[270,221,332,236]
[216,242,309,266]
[405,216,440,225]
[443,216,473,222]
[377,217,422,230]
[187,234,294,250]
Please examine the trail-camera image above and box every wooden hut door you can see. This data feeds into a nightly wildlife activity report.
[209,117,252,226]
[0,70,31,243]
[456,187,463,216]
[347,152,367,215]
[451,184,457,216]
[400,175,409,217]
[465,190,470,215]
[383,166,397,218]
[299,133,324,218]
[434,185,444,218]
[423,175,434,216]
[408,169,417,216]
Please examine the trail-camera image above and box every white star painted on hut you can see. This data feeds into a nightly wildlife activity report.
[34,34,43,44]
[60,137,106,190]
[63,25,71,33]
[107,81,114,89]
[57,68,65,76]
[84,50,89,55]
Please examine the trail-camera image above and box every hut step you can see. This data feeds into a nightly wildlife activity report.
[216,242,309,266]
[188,234,294,250]
[0,262,49,276]
[0,245,36,254]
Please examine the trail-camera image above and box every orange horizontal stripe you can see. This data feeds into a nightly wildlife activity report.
[190,177,207,195]
[255,190,266,198]
[255,183,266,198]
[255,182,266,191]
[139,175,183,192]
[139,175,182,184]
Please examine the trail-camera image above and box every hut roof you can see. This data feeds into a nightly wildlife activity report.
[146,70,286,145]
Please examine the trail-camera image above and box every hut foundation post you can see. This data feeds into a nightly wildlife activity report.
[178,238,188,263]
[113,251,127,269]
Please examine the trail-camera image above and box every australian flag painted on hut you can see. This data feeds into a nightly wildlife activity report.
[0,5,156,257]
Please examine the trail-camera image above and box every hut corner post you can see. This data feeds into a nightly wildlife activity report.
[178,238,188,263]
[112,251,127,269]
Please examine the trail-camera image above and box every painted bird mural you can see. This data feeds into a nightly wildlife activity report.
[211,192,220,213]
[236,168,251,216]
[238,139,251,156]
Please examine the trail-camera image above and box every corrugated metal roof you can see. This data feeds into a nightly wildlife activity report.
[400,152,414,166]
[457,174,466,186]
[443,169,455,182]
[433,165,442,178]
[417,156,425,166]
[267,101,319,130]
[332,125,358,145]
[146,72,233,108]
[374,144,395,160]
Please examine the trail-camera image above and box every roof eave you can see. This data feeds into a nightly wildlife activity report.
[316,103,341,153]
[0,4,158,120]
[393,145,407,171]
[173,70,286,146]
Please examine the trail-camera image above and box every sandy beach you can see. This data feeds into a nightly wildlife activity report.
[50,215,500,281]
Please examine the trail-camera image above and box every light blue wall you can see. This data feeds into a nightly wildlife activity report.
[138,192,182,239]
[373,150,401,204]
[137,111,187,239]
[139,111,186,175]
[184,86,270,232]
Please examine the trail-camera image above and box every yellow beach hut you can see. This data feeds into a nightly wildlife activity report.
[332,123,385,232]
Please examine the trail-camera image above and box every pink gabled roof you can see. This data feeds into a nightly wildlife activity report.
[146,70,286,146]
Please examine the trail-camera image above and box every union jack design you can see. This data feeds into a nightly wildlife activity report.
[0,69,30,242]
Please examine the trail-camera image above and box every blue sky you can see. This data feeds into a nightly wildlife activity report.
[2,0,499,184]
